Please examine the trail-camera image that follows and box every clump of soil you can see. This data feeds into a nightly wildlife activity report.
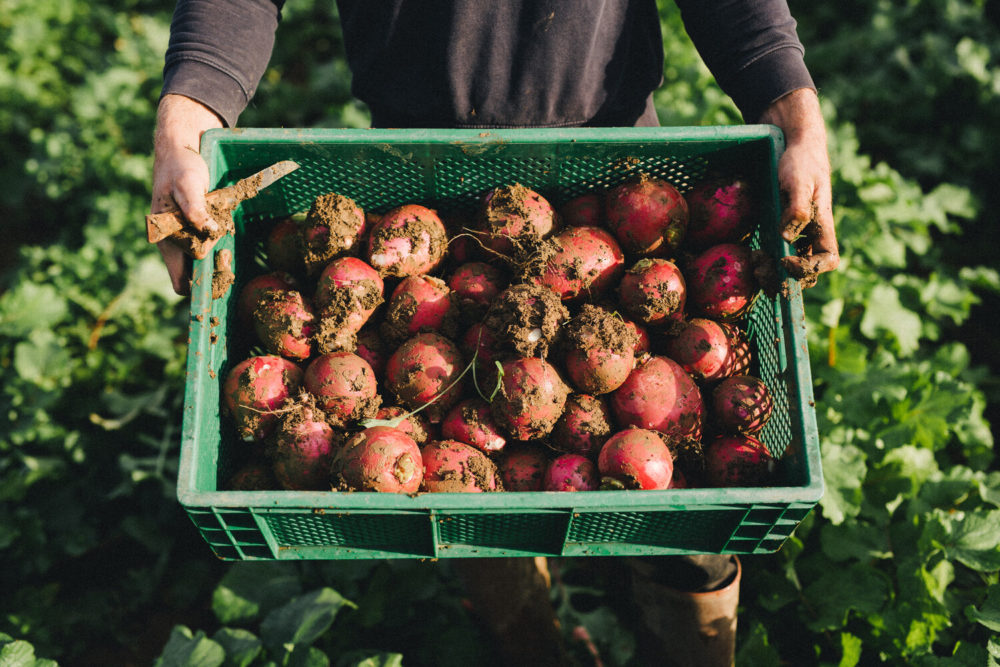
[313,279,384,354]
[482,183,539,236]
[559,304,639,358]
[300,192,365,275]
[483,283,569,358]
[212,248,236,299]
[252,289,314,358]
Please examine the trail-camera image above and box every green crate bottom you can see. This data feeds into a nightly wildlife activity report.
[185,502,816,560]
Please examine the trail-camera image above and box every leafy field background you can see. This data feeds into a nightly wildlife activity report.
[1,1,998,664]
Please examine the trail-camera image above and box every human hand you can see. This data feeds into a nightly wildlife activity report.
[151,94,224,295]
[758,88,840,287]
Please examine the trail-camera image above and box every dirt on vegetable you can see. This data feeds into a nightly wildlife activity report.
[560,304,638,357]
[314,279,384,353]
[300,192,365,275]
[483,283,569,358]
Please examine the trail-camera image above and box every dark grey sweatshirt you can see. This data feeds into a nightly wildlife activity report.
[161,0,815,128]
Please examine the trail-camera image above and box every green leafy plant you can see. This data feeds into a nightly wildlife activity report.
[1,0,997,664]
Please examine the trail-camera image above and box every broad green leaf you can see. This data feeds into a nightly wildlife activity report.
[212,562,305,625]
[917,466,977,510]
[260,587,355,651]
[0,639,37,667]
[0,282,70,337]
[820,297,844,328]
[955,38,992,85]
[839,632,862,667]
[334,651,405,667]
[288,646,331,667]
[12,329,73,390]
[819,443,867,525]
[211,628,262,667]
[859,284,922,355]
[153,626,224,667]
[938,510,1000,572]
[913,639,992,666]
[820,521,892,562]
[733,621,781,666]
[920,559,955,606]
[981,472,1000,508]
[879,598,951,657]
[965,585,1000,632]
[803,563,892,631]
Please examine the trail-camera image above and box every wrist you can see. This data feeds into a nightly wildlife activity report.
[758,88,825,145]
[155,94,224,157]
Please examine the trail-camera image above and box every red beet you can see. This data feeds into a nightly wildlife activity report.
[265,216,302,274]
[605,176,688,257]
[421,439,502,493]
[299,192,366,275]
[663,317,742,382]
[366,204,448,278]
[447,262,506,309]
[618,258,687,327]
[491,357,570,441]
[372,406,435,446]
[223,355,303,442]
[303,351,381,426]
[252,289,315,361]
[711,375,773,435]
[237,271,298,327]
[227,458,278,490]
[477,183,558,256]
[686,243,758,320]
[271,399,336,490]
[598,428,675,490]
[551,394,614,459]
[385,332,464,422]
[498,443,550,491]
[355,328,387,380]
[333,426,423,493]
[381,274,457,341]
[561,304,637,395]
[610,355,705,442]
[685,176,754,249]
[720,322,752,377]
[560,192,604,227]
[483,283,569,359]
[621,317,651,356]
[441,398,507,453]
[313,257,384,315]
[461,322,499,365]
[532,225,625,302]
[704,434,773,487]
[543,454,599,492]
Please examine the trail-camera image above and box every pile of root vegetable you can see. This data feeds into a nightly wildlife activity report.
[224,174,782,494]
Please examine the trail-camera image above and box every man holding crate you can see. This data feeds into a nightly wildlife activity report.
[151,2,838,665]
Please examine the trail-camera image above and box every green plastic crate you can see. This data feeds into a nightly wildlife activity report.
[176,126,823,561]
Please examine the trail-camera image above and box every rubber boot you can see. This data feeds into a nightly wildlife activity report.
[629,556,741,667]
[452,556,569,667]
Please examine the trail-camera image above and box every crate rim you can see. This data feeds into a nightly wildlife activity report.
[199,124,785,152]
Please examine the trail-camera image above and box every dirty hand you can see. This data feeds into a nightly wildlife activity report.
[151,94,225,295]
[758,88,840,287]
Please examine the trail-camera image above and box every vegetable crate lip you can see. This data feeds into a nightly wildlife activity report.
[177,126,823,561]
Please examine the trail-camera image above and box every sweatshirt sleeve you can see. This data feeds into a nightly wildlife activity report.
[161,0,284,127]
[674,0,815,122]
